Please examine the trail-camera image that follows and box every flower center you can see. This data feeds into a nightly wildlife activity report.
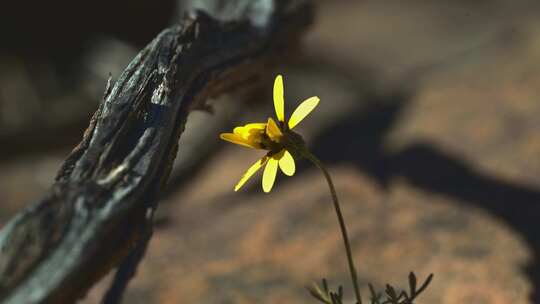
[261,132,283,153]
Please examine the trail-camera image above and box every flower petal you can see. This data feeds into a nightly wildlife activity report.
[273,75,285,122]
[235,157,268,191]
[233,127,245,136]
[220,133,259,149]
[262,156,279,193]
[278,150,295,176]
[234,123,266,137]
[266,117,283,142]
[288,96,320,129]
[245,123,267,129]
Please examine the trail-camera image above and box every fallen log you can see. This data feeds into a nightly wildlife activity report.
[0,1,313,302]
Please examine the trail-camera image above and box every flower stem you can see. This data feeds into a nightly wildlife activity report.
[302,150,362,304]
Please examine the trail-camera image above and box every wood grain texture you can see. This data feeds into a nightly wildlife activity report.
[0,1,312,302]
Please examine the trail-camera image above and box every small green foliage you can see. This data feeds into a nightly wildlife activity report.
[308,272,433,304]
[306,279,345,304]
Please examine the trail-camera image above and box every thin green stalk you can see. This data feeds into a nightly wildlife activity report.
[302,150,362,304]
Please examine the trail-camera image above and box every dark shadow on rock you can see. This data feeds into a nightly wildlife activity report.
[309,95,409,190]
[392,143,540,303]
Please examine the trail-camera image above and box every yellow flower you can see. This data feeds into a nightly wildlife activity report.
[220,74,320,192]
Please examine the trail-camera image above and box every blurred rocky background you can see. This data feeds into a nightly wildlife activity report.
[2,0,540,303]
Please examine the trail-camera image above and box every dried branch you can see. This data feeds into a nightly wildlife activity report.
[0,1,313,303]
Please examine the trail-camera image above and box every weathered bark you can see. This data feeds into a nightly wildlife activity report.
[0,1,313,302]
